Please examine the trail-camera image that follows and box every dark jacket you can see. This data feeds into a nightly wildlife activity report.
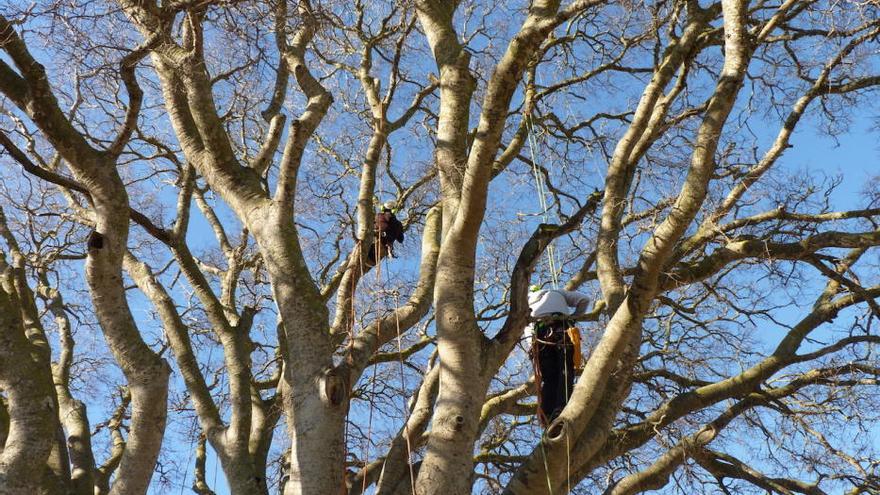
[375,210,404,245]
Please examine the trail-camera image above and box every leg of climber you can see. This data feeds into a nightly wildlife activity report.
[537,320,567,423]
[365,239,388,267]
[366,242,378,267]
[537,344,561,423]
[533,322,554,424]
[378,234,396,259]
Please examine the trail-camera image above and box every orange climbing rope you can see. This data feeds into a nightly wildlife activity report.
[344,226,417,495]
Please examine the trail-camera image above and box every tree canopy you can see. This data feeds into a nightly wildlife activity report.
[0,0,879,494]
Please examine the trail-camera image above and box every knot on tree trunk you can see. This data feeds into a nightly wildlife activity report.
[320,367,349,407]
[87,231,104,250]
[454,414,465,431]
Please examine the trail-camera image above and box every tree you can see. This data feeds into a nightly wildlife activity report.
[0,0,879,494]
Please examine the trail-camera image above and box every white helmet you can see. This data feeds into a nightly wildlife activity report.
[383,201,395,211]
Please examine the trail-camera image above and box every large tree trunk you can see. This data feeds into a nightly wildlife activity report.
[251,206,347,495]
[414,254,490,494]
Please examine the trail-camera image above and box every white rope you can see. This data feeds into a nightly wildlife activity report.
[526,115,563,289]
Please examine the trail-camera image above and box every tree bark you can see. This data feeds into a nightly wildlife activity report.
[0,285,57,494]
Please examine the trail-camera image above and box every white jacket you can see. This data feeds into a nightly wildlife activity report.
[528,289,590,318]
[524,289,590,339]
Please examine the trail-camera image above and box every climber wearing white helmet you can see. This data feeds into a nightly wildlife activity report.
[526,284,590,426]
